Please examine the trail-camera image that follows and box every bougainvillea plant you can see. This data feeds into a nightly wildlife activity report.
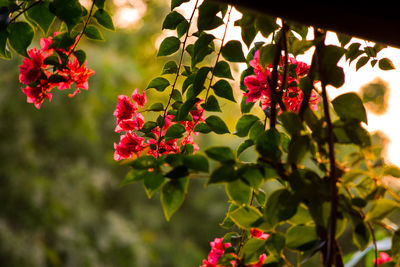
[1,0,400,266]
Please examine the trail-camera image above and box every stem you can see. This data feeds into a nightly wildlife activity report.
[314,28,339,267]
[9,0,43,24]
[156,0,199,157]
[182,5,232,141]
[267,22,289,129]
[67,0,97,58]
[367,221,378,267]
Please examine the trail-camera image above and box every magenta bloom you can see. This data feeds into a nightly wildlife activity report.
[250,228,270,240]
[22,80,54,109]
[19,48,44,85]
[132,88,147,107]
[200,238,232,267]
[373,252,392,265]
[113,132,146,160]
[243,49,319,113]
[113,95,137,123]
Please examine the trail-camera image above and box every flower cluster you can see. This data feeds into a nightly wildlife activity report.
[113,89,204,160]
[200,229,268,267]
[373,252,392,265]
[19,33,95,109]
[244,50,319,113]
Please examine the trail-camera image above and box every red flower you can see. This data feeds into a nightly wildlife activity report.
[113,95,137,123]
[21,80,54,109]
[132,88,147,107]
[113,132,146,160]
[19,48,45,85]
[373,252,392,265]
[250,228,269,240]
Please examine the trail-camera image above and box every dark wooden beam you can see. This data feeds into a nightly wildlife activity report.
[210,1,400,48]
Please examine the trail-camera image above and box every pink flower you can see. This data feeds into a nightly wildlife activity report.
[373,252,392,265]
[250,228,269,240]
[19,48,45,85]
[250,254,267,267]
[113,95,137,123]
[200,238,232,267]
[243,49,319,113]
[113,132,146,160]
[115,113,145,133]
[132,88,147,107]
[21,80,54,109]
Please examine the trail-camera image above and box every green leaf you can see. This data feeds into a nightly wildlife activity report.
[193,33,214,65]
[148,102,164,111]
[237,139,254,156]
[94,0,105,9]
[255,15,278,38]
[212,79,236,102]
[392,230,400,261]
[356,56,369,71]
[351,221,370,250]
[26,1,55,33]
[157,36,180,56]
[146,77,170,91]
[165,165,188,179]
[192,66,210,97]
[84,25,104,40]
[234,114,259,137]
[176,97,198,121]
[285,225,318,251]
[171,0,190,10]
[143,171,165,198]
[240,96,255,114]
[176,20,189,38]
[332,92,367,123]
[229,206,264,229]
[239,238,266,265]
[256,129,282,162]
[365,199,399,221]
[164,123,186,141]
[221,40,246,62]
[209,164,236,184]
[226,179,252,205]
[50,0,82,31]
[121,169,147,186]
[278,111,303,136]
[265,233,285,257]
[131,155,160,169]
[205,146,235,163]
[0,29,10,59]
[73,49,86,65]
[202,95,221,112]
[183,154,209,172]
[197,1,224,31]
[162,60,178,74]
[193,123,211,133]
[7,22,33,57]
[383,165,400,177]
[287,135,310,165]
[94,9,115,31]
[162,11,186,30]
[205,115,230,134]
[265,189,298,227]
[160,178,188,221]
[378,57,395,70]
[259,44,276,68]
[214,60,233,80]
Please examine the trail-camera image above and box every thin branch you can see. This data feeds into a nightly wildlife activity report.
[67,0,97,58]
[156,0,199,157]
[313,27,339,267]
[267,22,289,128]
[9,0,43,24]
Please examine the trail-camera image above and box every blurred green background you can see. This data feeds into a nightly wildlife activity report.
[0,0,237,266]
[0,0,395,266]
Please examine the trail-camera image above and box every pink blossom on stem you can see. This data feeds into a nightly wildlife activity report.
[113,95,137,123]
[132,88,147,107]
[19,48,45,85]
[373,252,392,265]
